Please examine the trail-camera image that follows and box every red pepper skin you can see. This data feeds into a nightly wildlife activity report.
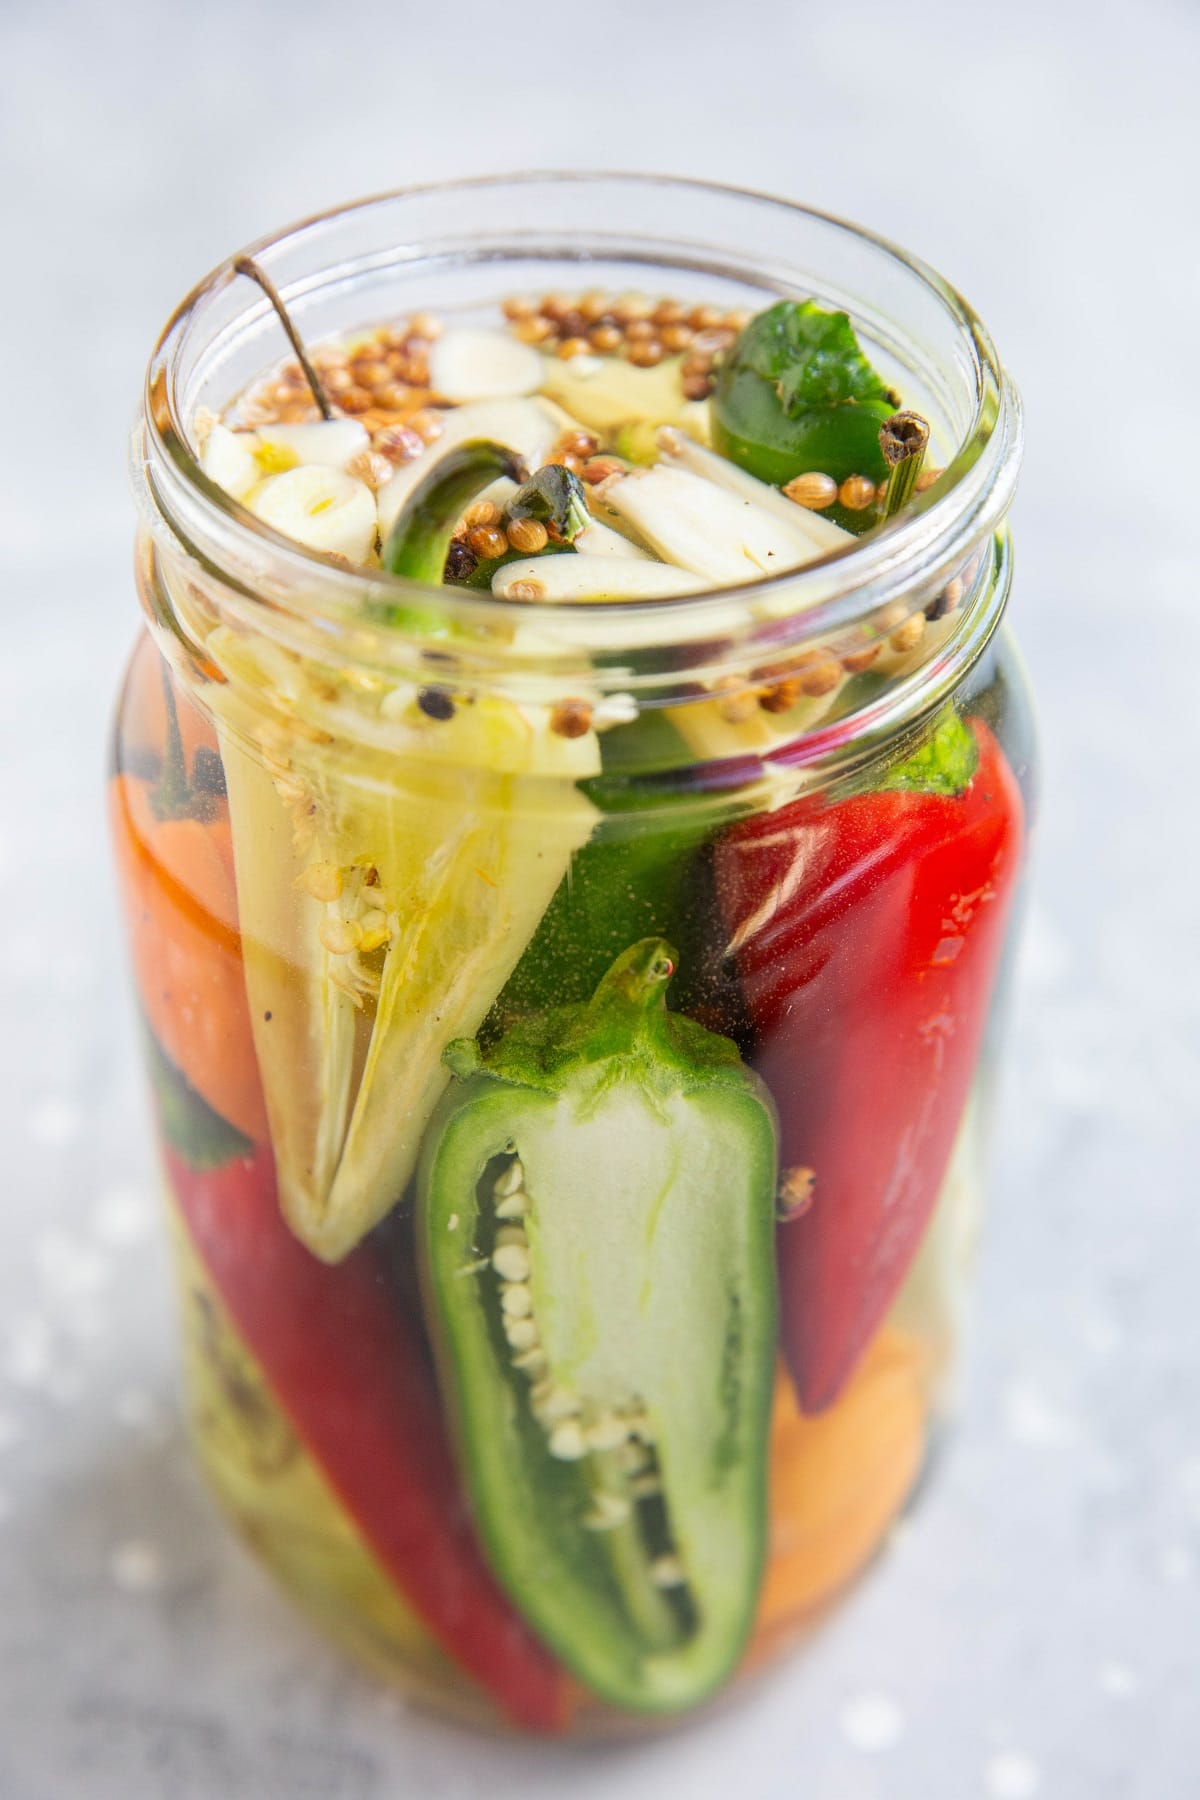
[715,720,1025,1413]
[163,1140,570,1733]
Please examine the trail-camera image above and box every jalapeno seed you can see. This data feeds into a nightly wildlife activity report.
[500,1283,533,1319]
[494,1160,525,1198]
[548,1421,588,1461]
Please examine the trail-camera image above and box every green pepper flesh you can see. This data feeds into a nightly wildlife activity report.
[418,940,778,1711]
[711,299,899,533]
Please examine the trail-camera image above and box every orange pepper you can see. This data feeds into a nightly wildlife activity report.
[110,643,268,1143]
[751,1328,926,1654]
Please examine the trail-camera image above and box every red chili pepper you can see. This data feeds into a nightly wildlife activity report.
[715,718,1025,1413]
[163,1140,570,1733]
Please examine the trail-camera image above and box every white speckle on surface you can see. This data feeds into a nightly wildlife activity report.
[92,1184,154,1246]
[114,1389,162,1432]
[28,1098,83,1147]
[110,1540,165,1594]
[1158,1545,1195,1585]
[838,1691,906,1753]
[1099,1660,1141,1698]
[985,1751,1042,1798]
[1003,1381,1080,1447]
[112,1391,174,1447]
[2,1315,53,1388]
[35,1231,110,1303]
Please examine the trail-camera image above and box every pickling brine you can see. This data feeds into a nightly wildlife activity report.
[113,176,1033,1735]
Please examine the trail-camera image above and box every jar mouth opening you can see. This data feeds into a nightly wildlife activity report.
[136,171,1021,686]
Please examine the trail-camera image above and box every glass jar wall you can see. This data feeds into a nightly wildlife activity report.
[112,176,1034,1737]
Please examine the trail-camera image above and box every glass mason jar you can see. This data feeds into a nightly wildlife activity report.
[111,175,1034,1737]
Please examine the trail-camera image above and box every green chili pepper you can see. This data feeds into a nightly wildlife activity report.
[417,939,779,1712]
[711,301,899,532]
[377,440,527,625]
[489,768,749,1042]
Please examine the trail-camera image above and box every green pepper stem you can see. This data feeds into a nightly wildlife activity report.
[233,255,334,421]
[878,411,930,520]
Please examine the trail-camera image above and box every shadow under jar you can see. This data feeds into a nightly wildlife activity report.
[111,175,1035,1737]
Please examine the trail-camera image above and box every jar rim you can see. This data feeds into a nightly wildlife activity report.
[134,171,1022,704]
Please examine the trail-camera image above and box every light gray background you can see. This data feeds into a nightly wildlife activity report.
[1,1,1197,1795]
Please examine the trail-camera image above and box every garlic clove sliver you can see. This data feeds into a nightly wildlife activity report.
[429,328,544,402]
[202,423,261,501]
[603,464,822,584]
[493,554,705,602]
[656,429,855,557]
[255,419,372,471]
[574,518,655,560]
[250,465,378,562]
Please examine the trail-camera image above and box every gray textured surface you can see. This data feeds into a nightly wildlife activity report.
[1,1,1197,1795]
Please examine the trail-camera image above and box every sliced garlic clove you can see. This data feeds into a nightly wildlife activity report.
[376,399,562,539]
[250,465,378,562]
[604,464,822,585]
[493,554,705,602]
[429,328,544,402]
[201,423,261,501]
[656,429,854,557]
[573,517,655,560]
[255,419,371,471]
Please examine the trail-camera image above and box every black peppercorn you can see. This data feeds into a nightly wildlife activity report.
[417,685,456,721]
[443,539,479,583]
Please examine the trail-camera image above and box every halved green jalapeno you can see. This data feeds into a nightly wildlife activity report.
[418,939,779,1712]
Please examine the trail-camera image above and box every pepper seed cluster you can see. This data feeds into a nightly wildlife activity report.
[481,1157,683,1575]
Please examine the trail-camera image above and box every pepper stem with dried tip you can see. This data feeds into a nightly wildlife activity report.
[878,410,930,520]
[232,255,334,421]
